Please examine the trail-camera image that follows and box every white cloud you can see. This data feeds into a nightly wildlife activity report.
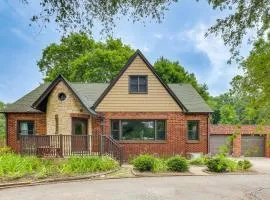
[181,22,243,96]
[10,28,35,44]
[154,33,163,39]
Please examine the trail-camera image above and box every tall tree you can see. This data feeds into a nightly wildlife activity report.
[21,1,269,60]
[231,34,270,124]
[38,33,134,82]
[154,57,209,100]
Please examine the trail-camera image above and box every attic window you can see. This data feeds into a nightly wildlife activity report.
[58,93,66,101]
[129,75,148,93]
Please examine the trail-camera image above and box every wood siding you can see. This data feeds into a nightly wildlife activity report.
[96,56,182,112]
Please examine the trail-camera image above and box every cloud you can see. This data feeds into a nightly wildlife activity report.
[180,22,243,96]
[154,33,163,39]
[10,27,35,44]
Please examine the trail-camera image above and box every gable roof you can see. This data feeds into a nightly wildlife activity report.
[31,75,98,116]
[92,49,188,112]
[2,83,212,114]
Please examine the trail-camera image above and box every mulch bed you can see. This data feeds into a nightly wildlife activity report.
[202,169,258,175]
[131,169,192,177]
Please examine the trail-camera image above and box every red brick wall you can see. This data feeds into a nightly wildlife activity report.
[210,125,270,157]
[96,112,209,161]
[6,113,46,152]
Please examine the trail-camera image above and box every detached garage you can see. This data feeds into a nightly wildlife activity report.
[210,135,232,155]
[241,135,265,157]
[210,125,269,158]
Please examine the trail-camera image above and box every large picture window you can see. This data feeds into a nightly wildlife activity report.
[129,75,148,93]
[111,120,166,141]
[187,121,199,141]
[17,121,35,139]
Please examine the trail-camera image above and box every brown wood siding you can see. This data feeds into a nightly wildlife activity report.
[96,56,182,112]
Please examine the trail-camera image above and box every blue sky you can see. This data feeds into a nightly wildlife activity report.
[0,0,246,103]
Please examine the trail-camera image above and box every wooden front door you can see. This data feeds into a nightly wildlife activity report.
[72,118,88,152]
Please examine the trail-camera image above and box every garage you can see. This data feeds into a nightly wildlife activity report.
[210,135,232,155]
[241,135,265,157]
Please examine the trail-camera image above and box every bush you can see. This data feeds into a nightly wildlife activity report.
[206,157,228,172]
[59,156,119,175]
[167,156,188,172]
[133,154,156,172]
[152,158,167,173]
[0,146,12,155]
[189,156,208,166]
[237,160,252,171]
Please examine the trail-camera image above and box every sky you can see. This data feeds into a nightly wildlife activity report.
[0,0,248,103]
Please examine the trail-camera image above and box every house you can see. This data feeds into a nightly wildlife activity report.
[2,50,213,161]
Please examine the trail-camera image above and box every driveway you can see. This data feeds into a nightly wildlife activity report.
[0,175,269,200]
[246,157,270,174]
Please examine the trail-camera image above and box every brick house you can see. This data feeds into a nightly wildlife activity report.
[2,50,213,161]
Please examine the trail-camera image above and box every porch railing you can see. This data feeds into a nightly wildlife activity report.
[20,134,123,165]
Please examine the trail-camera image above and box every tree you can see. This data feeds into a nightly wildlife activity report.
[231,34,270,124]
[38,33,134,82]
[21,1,269,60]
[219,104,239,125]
[0,101,5,136]
[154,57,209,100]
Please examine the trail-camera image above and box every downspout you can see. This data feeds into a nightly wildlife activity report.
[207,113,210,154]
[5,113,8,146]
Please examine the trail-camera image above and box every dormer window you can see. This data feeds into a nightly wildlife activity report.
[129,75,148,93]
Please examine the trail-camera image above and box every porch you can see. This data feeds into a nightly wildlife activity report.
[19,134,124,165]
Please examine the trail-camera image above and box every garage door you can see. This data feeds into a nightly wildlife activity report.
[210,135,232,155]
[241,135,265,157]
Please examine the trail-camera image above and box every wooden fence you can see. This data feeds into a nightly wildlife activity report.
[20,134,123,165]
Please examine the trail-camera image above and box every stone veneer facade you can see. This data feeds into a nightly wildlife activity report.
[46,81,92,135]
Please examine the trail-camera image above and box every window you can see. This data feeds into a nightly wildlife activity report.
[187,121,199,141]
[111,120,166,141]
[58,92,66,101]
[17,121,35,139]
[129,76,148,93]
[55,115,59,134]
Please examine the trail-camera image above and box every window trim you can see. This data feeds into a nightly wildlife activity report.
[110,119,167,141]
[187,120,200,142]
[17,120,35,140]
[128,75,148,94]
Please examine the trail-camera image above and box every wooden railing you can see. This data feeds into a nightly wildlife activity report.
[20,134,123,165]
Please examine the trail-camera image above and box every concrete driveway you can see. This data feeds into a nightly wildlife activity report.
[0,174,270,200]
[246,157,270,174]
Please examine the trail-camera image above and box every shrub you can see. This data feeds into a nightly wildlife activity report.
[237,160,252,171]
[206,157,228,173]
[152,158,167,173]
[133,154,156,172]
[189,156,208,166]
[0,146,12,155]
[59,156,119,175]
[167,156,188,172]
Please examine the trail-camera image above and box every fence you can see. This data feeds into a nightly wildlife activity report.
[20,134,123,165]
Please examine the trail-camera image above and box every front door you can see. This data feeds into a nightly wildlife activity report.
[72,118,88,152]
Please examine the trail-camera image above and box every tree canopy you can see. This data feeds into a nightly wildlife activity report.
[154,57,209,100]
[38,33,134,82]
[230,34,270,124]
[21,0,270,60]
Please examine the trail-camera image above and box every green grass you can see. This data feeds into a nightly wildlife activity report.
[0,148,119,181]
